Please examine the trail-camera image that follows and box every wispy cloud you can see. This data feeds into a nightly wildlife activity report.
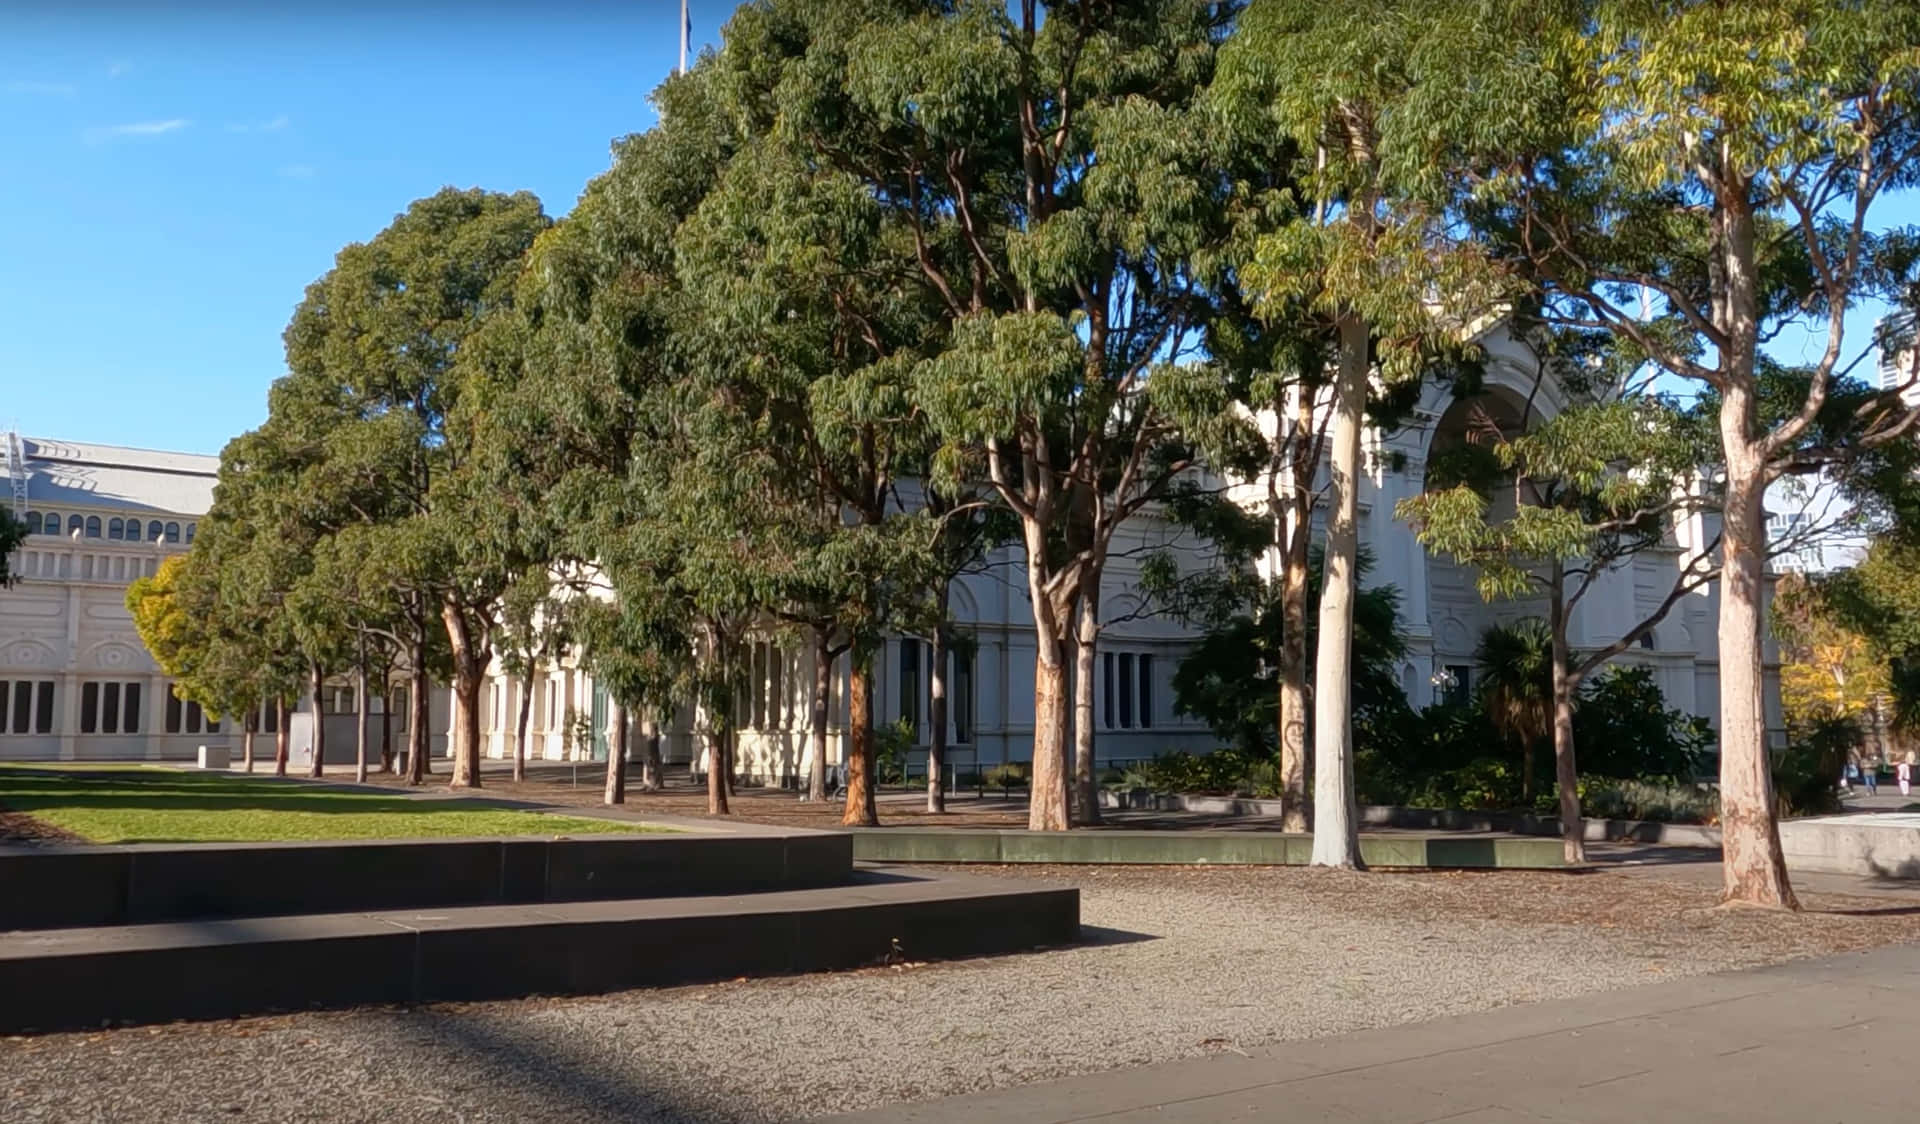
[7,80,76,96]
[277,163,316,179]
[107,61,129,78]
[226,115,289,134]
[86,118,190,143]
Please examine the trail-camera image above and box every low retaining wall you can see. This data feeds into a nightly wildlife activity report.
[0,873,1079,1034]
[0,829,853,930]
[1780,814,1920,879]
[1099,790,1721,847]
[852,828,1568,869]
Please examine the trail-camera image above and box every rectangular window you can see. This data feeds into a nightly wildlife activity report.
[101,682,121,734]
[952,649,973,745]
[1118,653,1135,729]
[12,681,29,733]
[0,682,7,731]
[124,683,142,734]
[81,682,99,734]
[769,646,784,729]
[167,688,183,734]
[899,640,920,729]
[1102,653,1116,729]
[185,701,204,734]
[1138,655,1154,729]
[35,682,53,734]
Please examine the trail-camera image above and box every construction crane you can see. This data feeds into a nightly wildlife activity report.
[4,428,26,522]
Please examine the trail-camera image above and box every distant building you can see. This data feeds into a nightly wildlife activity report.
[1,434,230,760]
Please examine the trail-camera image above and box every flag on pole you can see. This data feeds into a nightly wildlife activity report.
[679,0,691,75]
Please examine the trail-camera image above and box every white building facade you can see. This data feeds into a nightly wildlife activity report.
[0,435,234,761]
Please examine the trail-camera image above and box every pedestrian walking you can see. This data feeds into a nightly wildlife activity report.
[1843,760,1858,791]
[1899,753,1913,798]
[1864,759,1880,796]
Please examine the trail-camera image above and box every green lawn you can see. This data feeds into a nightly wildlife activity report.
[0,765,670,844]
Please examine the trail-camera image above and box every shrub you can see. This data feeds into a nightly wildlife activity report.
[1577,778,1718,824]
[983,762,1030,790]
[874,717,914,785]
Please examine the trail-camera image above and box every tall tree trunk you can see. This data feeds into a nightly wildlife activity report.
[354,642,369,785]
[443,601,485,790]
[1719,434,1798,908]
[842,658,879,826]
[723,725,737,798]
[514,669,534,783]
[1072,583,1102,826]
[1030,628,1072,832]
[1310,310,1368,869]
[1278,390,1315,834]
[380,672,394,774]
[242,705,257,774]
[927,620,949,815]
[407,646,430,785]
[705,723,731,814]
[274,697,290,777]
[808,629,831,802]
[605,700,628,805]
[1548,566,1585,864]
[307,664,326,779]
[639,712,662,792]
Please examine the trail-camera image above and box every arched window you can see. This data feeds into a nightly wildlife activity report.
[84,516,101,538]
[42,512,59,535]
[147,520,162,542]
[24,511,40,534]
[164,522,180,544]
[67,515,83,536]
[184,523,195,545]
[108,518,124,541]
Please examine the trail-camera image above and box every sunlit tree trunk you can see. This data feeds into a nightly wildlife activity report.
[242,704,257,774]
[927,616,949,815]
[842,657,879,826]
[1310,310,1368,869]
[443,601,485,789]
[1278,390,1315,833]
[604,700,628,805]
[274,696,291,777]
[406,640,431,784]
[307,664,326,780]
[354,643,369,785]
[1547,565,1585,864]
[639,711,662,792]
[1072,582,1103,825]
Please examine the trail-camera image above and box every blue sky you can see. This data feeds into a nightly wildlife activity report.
[1,4,1912,456]
[1,1,732,455]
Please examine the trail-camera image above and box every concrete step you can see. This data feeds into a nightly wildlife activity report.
[0,825,852,930]
[0,870,1078,1034]
[851,828,1570,868]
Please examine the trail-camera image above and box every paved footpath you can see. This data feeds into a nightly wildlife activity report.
[826,940,1920,1123]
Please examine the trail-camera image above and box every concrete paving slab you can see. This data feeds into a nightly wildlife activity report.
[819,942,1920,1124]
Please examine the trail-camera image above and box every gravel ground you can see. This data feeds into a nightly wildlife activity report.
[8,864,1920,1123]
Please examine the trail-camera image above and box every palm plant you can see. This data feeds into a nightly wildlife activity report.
[1473,619,1557,802]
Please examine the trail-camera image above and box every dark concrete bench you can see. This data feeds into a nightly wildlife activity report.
[0,871,1079,1033]
[849,828,1570,868]
[0,828,852,930]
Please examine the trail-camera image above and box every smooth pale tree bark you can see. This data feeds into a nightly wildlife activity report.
[639,713,662,792]
[307,665,326,779]
[274,695,291,777]
[1026,515,1074,832]
[380,683,394,773]
[1072,583,1103,826]
[842,661,879,826]
[443,602,486,789]
[1721,406,1798,909]
[1309,312,1369,869]
[242,705,257,774]
[807,629,832,802]
[927,620,949,814]
[1275,388,1318,833]
[604,700,628,805]
[354,647,369,785]
[513,671,534,783]
[1546,566,1583,864]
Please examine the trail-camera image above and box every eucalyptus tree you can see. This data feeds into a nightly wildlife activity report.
[706,0,1246,831]
[495,566,571,784]
[1398,325,1722,862]
[1486,0,1920,906]
[281,187,551,790]
[1212,0,1549,865]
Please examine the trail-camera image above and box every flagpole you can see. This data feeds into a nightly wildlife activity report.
[679,0,689,76]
